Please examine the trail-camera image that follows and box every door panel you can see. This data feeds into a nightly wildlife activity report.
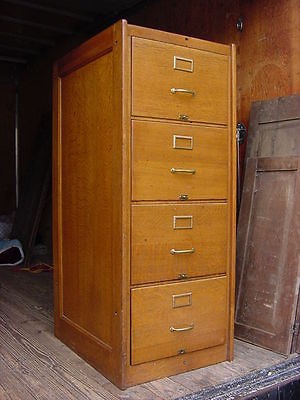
[247,95,300,159]
[235,157,300,354]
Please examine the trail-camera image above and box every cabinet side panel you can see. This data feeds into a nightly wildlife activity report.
[60,54,114,345]
[53,26,124,383]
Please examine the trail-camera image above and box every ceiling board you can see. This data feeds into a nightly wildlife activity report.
[0,0,145,67]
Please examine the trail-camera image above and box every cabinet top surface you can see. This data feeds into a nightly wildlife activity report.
[56,18,233,74]
[126,20,232,55]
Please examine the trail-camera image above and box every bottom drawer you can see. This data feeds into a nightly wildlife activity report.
[131,276,228,365]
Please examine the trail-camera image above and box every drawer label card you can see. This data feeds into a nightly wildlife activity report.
[173,56,194,73]
[173,215,193,230]
[172,292,192,308]
[173,135,193,150]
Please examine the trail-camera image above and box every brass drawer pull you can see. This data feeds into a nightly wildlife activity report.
[170,323,194,332]
[170,248,195,255]
[171,88,195,96]
[171,168,196,174]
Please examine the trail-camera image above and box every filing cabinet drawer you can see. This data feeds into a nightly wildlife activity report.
[131,203,228,284]
[132,120,228,201]
[132,37,229,124]
[131,277,227,365]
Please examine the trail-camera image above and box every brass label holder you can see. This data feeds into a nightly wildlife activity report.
[172,292,192,308]
[173,215,193,230]
[173,135,193,150]
[173,56,194,73]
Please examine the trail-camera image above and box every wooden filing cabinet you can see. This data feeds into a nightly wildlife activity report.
[53,19,236,389]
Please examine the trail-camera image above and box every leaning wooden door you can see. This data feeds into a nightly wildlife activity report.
[235,157,300,354]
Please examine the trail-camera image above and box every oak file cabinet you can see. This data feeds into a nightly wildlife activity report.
[53,19,236,389]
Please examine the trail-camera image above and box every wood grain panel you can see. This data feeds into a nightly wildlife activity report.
[238,0,300,125]
[53,21,125,388]
[235,157,300,354]
[131,202,228,284]
[131,277,227,365]
[246,94,300,159]
[132,37,229,125]
[132,120,228,201]
[60,53,114,346]
[127,0,239,49]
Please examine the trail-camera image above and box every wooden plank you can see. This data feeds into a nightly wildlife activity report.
[143,378,192,400]
[0,267,288,399]
[171,340,285,392]
[237,96,300,355]
[0,294,117,399]
[235,157,300,354]
[103,381,166,400]
[246,94,300,159]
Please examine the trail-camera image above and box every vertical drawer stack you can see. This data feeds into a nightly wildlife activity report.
[53,20,235,388]
[130,37,233,365]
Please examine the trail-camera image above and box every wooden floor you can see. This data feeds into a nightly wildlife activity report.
[0,267,288,400]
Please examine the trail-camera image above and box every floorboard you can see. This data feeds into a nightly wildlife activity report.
[0,267,290,399]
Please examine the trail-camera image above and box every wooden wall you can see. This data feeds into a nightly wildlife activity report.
[127,0,300,127]
[1,0,300,217]
[17,32,88,189]
[238,0,300,125]
[127,0,239,43]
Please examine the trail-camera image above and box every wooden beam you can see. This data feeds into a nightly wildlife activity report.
[0,43,39,55]
[0,55,27,63]
[2,0,93,22]
[0,15,73,35]
[0,31,55,46]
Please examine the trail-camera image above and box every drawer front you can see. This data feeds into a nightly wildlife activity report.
[131,277,227,365]
[132,37,229,125]
[131,203,228,284]
[132,120,228,201]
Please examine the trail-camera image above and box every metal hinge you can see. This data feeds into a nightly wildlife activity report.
[236,122,247,144]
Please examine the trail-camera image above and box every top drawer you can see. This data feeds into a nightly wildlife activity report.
[132,37,229,125]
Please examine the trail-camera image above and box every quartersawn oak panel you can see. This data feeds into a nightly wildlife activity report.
[131,277,227,365]
[60,53,114,346]
[132,37,229,125]
[132,120,228,201]
[53,21,125,387]
[131,202,228,284]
